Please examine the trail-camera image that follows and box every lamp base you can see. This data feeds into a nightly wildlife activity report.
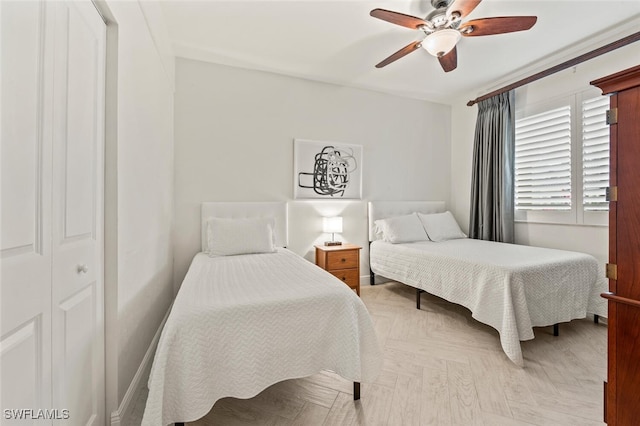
[324,241,342,246]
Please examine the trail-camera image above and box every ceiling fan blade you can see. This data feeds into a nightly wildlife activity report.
[460,16,537,37]
[375,41,422,68]
[370,8,428,30]
[438,46,458,72]
[447,0,482,20]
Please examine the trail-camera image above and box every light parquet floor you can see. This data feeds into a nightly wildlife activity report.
[129,281,607,425]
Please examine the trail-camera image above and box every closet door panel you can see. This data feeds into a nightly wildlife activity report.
[612,85,640,426]
[62,3,99,240]
[615,305,640,425]
[0,1,53,417]
[615,88,640,300]
[58,285,97,424]
[1,0,43,253]
[593,65,640,426]
[0,319,44,421]
[51,2,105,424]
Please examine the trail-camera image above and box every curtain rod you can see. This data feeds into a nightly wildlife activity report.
[467,31,640,107]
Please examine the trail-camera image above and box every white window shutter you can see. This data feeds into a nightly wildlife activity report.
[582,95,610,212]
[515,105,572,211]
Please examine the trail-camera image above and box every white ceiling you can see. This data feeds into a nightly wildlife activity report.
[160,0,640,104]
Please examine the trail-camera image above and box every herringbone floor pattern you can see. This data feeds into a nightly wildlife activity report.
[129,281,607,425]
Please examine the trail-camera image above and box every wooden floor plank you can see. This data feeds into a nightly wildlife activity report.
[508,398,605,426]
[498,363,537,406]
[273,377,339,409]
[447,360,485,426]
[301,371,352,394]
[388,373,423,426]
[469,353,512,418]
[356,383,394,425]
[421,365,452,426]
[289,402,330,426]
[374,369,399,390]
[322,392,359,426]
[188,397,290,426]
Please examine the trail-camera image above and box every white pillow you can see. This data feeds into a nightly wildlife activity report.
[206,217,276,256]
[374,213,429,243]
[417,211,466,242]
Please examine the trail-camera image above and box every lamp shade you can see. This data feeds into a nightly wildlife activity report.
[323,216,343,234]
[422,29,461,57]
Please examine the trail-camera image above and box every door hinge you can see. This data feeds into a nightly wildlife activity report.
[606,108,618,125]
[606,186,618,202]
[606,263,618,280]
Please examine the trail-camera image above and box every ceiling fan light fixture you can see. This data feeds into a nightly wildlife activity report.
[422,28,461,57]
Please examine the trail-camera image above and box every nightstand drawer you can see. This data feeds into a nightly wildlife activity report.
[330,269,359,289]
[326,250,358,270]
[315,244,362,297]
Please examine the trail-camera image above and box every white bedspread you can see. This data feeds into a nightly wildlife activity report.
[370,239,607,366]
[143,249,382,425]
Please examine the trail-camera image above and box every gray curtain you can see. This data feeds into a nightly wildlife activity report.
[469,91,515,243]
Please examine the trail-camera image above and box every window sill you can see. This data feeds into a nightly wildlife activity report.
[514,219,608,228]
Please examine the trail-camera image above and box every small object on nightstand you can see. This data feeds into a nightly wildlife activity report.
[315,244,361,296]
[325,241,342,246]
[323,216,343,246]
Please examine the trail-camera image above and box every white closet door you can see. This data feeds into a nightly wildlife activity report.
[1,1,54,420]
[1,1,106,424]
[50,2,105,425]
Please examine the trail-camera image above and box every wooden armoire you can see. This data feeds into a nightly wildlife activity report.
[591,64,640,425]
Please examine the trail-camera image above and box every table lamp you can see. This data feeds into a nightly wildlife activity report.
[323,216,343,246]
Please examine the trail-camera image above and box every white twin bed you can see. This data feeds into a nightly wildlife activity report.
[368,201,607,367]
[142,203,382,426]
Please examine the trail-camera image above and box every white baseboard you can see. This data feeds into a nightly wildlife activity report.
[111,304,172,426]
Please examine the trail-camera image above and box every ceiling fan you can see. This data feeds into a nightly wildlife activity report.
[370,0,537,72]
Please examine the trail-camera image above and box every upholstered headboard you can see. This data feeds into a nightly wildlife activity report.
[368,201,446,241]
[201,202,288,252]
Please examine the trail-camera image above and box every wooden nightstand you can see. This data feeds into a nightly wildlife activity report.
[315,244,361,296]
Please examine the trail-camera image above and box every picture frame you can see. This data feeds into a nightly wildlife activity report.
[293,139,363,199]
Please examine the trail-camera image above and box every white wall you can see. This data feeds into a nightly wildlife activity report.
[101,0,175,419]
[450,42,640,266]
[173,58,451,287]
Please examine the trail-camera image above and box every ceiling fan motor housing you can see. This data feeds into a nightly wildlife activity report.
[425,8,450,29]
[425,0,462,33]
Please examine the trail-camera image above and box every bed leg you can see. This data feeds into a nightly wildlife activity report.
[368,241,375,286]
[553,323,559,336]
[175,423,184,426]
[416,288,422,310]
[594,314,600,324]
[353,382,360,400]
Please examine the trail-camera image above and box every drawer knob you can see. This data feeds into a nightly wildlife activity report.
[341,258,346,262]
[342,276,346,281]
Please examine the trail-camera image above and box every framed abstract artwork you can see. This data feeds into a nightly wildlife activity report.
[293,139,363,199]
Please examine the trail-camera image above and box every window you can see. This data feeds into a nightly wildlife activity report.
[514,91,610,225]
[515,105,572,211]
[582,96,610,212]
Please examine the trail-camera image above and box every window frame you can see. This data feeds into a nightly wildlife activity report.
[514,88,609,227]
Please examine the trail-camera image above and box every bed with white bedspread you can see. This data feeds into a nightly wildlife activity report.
[368,201,607,367]
[142,203,382,425]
